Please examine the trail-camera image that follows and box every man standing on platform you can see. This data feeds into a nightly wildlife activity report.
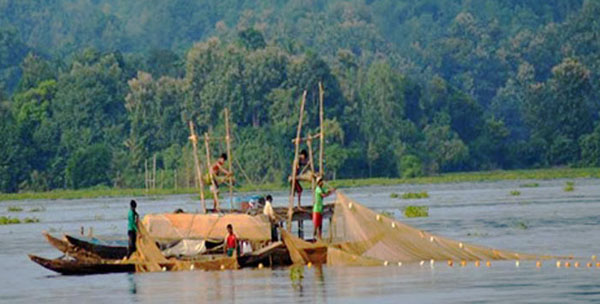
[313,177,334,239]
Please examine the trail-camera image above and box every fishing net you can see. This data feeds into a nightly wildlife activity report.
[142,213,271,247]
[128,222,168,272]
[130,222,239,272]
[282,192,556,267]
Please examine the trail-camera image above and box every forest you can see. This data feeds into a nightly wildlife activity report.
[0,0,599,193]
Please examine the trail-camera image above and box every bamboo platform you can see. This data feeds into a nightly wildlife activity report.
[205,203,335,222]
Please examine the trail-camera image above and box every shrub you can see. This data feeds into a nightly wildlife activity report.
[7,206,23,212]
[403,206,429,218]
[0,216,21,225]
[401,191,429,199]
[398,155,424,178]
[564,181,575,192]
[510,190,521,196]
[23,217,40,223]
[519,183,539,188]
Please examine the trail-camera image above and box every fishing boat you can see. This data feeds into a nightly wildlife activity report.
[28,255,135,275]
[65,235,128,260]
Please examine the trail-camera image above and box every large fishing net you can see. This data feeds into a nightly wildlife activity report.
[142,213,271,247]
[282,192,557,266]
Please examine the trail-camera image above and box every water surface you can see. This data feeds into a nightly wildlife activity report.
[2,179,600,303]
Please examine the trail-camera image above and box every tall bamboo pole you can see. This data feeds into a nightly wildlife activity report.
[152,154,157,189]
[144,159,148,193]
[188,121,206,213]
[287,91,307,230]
[307,135,316,205]
[224,108,234,210]
[318,82,325,177]
[205,132,220,211]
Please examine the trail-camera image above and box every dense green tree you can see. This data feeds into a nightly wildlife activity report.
[65,144,112,189]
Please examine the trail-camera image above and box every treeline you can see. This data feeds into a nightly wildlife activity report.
[0,0,599,193]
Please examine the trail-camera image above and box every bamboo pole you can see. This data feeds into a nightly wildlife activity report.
[188,121,206,213]
[319,82,325,177]
[224,108,234,210]
[152,154,157,189]
[307,135,316,205]
[287,90,307,230]
[205,132,220,211]
[144,159,148,193]
[174,169,178,190]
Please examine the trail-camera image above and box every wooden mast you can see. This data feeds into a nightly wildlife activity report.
[204,132,220,211]
[224,108,234,210]
[287,90,307,230]
[318,82,325,177]
[188,121,206,213]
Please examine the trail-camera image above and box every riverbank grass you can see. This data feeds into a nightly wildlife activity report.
[1,167,598,201]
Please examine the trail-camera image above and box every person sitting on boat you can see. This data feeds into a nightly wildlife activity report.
[225,224,238,257]
[127,200,139,258]
[209,153,232,206]
[313,177,335,239]
[292,149,310,208]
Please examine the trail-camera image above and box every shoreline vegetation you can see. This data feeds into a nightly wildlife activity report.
[1,167,598,202]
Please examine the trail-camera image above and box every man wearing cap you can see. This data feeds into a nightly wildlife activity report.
[313,177,335,239]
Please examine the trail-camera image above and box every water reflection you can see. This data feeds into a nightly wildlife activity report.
[128,273,137,295]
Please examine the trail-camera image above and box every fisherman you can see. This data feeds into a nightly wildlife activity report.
[263,194,278,241]
[127,200,139,258]
[209,153,232,207]
[313,177,334,239]
[292,149,310,208]
[225,224,238,257]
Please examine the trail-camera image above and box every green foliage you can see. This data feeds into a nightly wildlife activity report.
[238,28,266,51]
[564,181,575,192]
[401,192,429,199]
[7,206,23,212]
[510,190,521,196]
[1,1,600,194]
[23,217,40,223]
[0,216,38,225]
[28,206,45,212]
[66,144,112,189]
[520,183,539,188]
[289,265,304,282]
[0,216,21,225]
[390,193,399,198]
[403,206,429,218]
[398,155,424,178]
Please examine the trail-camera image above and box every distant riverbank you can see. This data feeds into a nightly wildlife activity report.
[1,167,598,202]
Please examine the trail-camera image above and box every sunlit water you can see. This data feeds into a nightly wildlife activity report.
[2,179,600,303]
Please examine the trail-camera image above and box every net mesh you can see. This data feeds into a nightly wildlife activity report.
[142,213,271,244]
[282,192,556,267]
[130,221,238,272]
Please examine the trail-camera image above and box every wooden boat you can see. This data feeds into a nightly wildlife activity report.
[28,254,135,275]
[237,241,292,268]
[65,235,128,260]
[43,232,104,262]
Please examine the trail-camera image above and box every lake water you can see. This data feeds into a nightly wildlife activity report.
[2,179,600,303]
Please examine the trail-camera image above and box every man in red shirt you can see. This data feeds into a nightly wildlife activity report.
[225,224,238,257]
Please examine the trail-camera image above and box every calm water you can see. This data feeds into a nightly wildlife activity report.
[2,179,600,303]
